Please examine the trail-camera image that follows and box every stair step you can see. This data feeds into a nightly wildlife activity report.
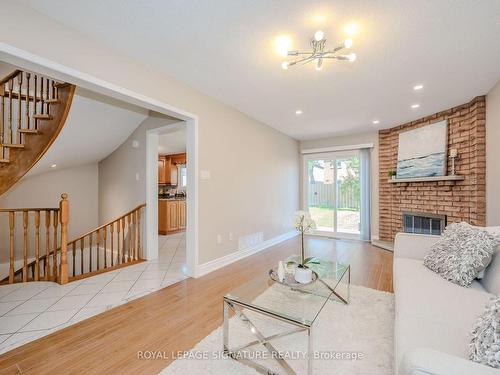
[33,114,53,120]
[53,82,69,88]
[45,99,60,104]
[1,143,24,149]
[0,158,9,163]
[19,129,40,134]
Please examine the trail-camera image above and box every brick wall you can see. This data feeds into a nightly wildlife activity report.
[379,96,486,241]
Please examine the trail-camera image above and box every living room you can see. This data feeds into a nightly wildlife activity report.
[0,1,499,374]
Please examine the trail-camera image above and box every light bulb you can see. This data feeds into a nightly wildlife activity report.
[295,110,303,115]
[281,61,289,70]
[411,104,420,109]
[344,38,353,48]
[51,164,57,168]
[275,35,292,57]
[413,84,424,90]
[372,120,380,125]
[348,53,357,62]
[314,30,324,41]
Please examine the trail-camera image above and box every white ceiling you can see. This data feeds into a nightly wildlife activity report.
[28,87,148,175]
[20,0,500,140]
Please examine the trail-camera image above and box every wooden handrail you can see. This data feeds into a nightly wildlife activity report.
[67,203,146,245]
[0,69,21,86]
[1,201,146,285]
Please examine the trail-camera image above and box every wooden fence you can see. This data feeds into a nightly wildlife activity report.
[308,182,360,210]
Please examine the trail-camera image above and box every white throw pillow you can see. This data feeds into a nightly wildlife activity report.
[469,296,500,368]
[423,222,499,287]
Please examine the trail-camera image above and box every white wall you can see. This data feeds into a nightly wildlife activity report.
[299,131,380,240]
[486,80,500,225]
[0,163,99,239]
[0,2,300,265]
[98,114,180,224]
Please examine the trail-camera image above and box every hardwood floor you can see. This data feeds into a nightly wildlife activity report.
[0,235,393,375]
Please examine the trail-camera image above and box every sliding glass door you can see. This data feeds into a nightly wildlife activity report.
[305,151,362,238]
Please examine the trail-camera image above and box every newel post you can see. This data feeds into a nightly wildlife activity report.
[59,193,69,284]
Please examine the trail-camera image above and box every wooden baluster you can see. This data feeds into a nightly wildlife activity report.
[17,73,22,143]
[121,218,125,263]
[137,208,142,259]
[80,238,84,275]
[110,222,114,267]
[72,242,76,277]
[59,193,69,284]
[1,94,4,157]
[96,228,100,270]
[53,210,59,280]
[25,72,30,130]
[40,77,44,115]
[127,214,131,262]
[89,232,93,273]
[23,211,28,282]
[7,78,13,144]
[45,78,49,115]
[45,210,51,280]
[103,225,107,269]
[117,219,121,265]
[33,75,37,129]
[9,211,15,284]
[34,210,40,281]
[132,211,137,260]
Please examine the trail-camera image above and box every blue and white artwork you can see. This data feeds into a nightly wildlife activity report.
[397,120,447,178]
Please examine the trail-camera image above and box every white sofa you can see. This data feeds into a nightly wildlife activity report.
[393,231,500,375]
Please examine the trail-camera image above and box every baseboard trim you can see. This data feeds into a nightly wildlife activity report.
[195,231,297,277]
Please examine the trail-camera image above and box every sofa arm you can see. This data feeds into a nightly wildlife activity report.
[393,233,440,260]
[399,348,499,375]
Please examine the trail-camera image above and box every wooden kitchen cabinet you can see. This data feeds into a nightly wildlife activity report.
[158,157,167,184]
[158,200,168,234]
[158,199,186,234]
[166,201,179,232]
[178,200,186,229]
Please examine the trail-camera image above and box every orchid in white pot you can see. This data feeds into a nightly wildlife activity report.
[293,210,318,266]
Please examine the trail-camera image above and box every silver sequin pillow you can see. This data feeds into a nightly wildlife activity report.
[469,296,500,368]
[423,222,498,286]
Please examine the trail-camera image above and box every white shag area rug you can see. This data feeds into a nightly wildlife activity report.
[160,285,394,375]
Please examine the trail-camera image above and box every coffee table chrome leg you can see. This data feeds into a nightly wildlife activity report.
[223,299,229,353]
[307,326,313,375]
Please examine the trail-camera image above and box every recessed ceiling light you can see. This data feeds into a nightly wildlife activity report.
[51,164,57,168]
[372,120,380,125]
[411,104,420,109]
[413,84,424,90]
[295,110,303,115]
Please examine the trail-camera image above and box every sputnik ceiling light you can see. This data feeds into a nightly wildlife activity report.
[281,30,356,71]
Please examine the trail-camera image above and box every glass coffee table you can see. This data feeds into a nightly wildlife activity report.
[223,259,350,375]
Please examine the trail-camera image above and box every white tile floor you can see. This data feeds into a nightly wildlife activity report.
[0,232,187,354]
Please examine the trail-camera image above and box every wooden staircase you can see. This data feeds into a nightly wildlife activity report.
[0,69,75,195]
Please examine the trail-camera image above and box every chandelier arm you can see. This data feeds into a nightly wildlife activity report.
[289,56,315,66]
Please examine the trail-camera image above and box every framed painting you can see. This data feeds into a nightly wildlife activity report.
[396,120,448,178]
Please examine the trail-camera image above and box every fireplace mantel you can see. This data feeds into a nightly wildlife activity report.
[387,175,465,183]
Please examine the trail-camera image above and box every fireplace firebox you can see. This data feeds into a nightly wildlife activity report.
[402,211,446,235]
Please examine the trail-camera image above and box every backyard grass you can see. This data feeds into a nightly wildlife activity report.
[309,206,360,233]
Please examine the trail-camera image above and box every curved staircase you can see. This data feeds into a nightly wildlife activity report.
[0,69,147,286]
[0,69,75,195]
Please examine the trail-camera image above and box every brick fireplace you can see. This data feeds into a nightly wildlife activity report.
[379,96,486,241]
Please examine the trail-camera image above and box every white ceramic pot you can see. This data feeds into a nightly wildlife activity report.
[294,267,313,284]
